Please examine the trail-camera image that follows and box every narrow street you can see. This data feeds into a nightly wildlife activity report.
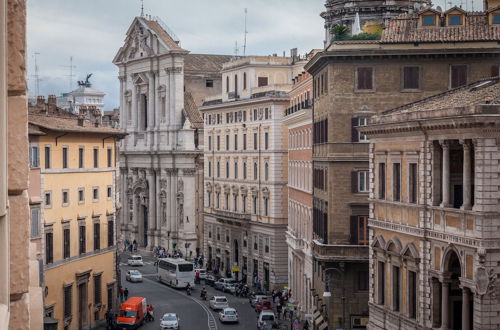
[101,251,290,330]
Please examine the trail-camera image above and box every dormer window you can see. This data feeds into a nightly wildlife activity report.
[422,15,436,26]
[449,14,463,25]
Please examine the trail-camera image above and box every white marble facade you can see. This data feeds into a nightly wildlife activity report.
[113,16,201,254]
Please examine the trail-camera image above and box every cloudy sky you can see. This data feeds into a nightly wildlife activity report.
[27,0,326,109]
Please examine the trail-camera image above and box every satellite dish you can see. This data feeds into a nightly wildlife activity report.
[414,3,421,11]
[436,5,442,11]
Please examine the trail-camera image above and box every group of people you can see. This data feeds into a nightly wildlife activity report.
[146,304,155,322]
[152,246,183,259]
[105,310,118,329]
[124,239,138,252]
[118,286,129,302]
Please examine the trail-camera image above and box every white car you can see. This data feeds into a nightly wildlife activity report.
[160,313,180,330]
[209,296,229,310]
[258,311,276,328]
[219,307,238,323]
[195,268,207,279]
[223,283,236,294]
[127,255,143,266]
[125,270,143,282]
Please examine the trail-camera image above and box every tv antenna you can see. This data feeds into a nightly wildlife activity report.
[243,8,248,56]
[234,41,239,57]
[60,56,76,90]
[140,0,144,17]
[32,52,41,96]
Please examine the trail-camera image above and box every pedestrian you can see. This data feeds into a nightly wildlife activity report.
[276,303,282,320]
[124,287,129,300]
[293,318,300,330]
[118,286,124,302]
[105,309,112,329]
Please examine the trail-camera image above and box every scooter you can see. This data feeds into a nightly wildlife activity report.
[200,290,207,300]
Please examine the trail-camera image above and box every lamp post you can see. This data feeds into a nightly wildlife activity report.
[322,266,346,330]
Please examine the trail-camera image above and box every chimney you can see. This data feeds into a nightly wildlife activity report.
[48,94,57,112]
[36,95,45,107]
[77,114,85,127]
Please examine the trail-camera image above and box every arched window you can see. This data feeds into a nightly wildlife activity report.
[254,162,258,180]
[234,74,238,94]
[243,162,247,179]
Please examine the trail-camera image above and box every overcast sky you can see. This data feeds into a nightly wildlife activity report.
[27,0,326,109]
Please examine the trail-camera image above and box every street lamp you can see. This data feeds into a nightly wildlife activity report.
[322,266,346,330]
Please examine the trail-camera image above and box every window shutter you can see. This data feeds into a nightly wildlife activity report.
[492,65,500,77]
[351,118,359,142]
[350,216,358,244]
[352,171,358,193]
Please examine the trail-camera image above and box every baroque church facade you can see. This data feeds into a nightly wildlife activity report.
[113,15,230,255]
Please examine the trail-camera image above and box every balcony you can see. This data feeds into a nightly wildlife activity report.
[208,208,252,222]
[312,240,368,262]
[313,142,369,161]
[284,99,313,116]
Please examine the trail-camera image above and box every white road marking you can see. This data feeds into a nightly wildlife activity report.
[142,276,218,330]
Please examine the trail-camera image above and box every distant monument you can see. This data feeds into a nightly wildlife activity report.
[77,73,93,88]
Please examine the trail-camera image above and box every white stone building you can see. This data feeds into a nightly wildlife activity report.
[56,84,105,114]
[200,55,305,290]
[113,15,229,255]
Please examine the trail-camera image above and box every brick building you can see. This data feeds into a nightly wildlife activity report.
[305,4,500,329]
[284,62,315,318]
[362,77,500,329]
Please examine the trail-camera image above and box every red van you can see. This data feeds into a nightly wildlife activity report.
[116,297,147,329]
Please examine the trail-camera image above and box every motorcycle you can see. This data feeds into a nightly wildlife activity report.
[200,290,207,300]
[187,286,192,296]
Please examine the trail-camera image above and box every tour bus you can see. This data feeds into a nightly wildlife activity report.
[157,258,195,288]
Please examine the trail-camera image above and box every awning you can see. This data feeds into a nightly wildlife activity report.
[318,322,328,330]
[314,315,324,326]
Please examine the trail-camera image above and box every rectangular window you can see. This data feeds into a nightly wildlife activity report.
[208,162,212,177]
[79,225,86,254]
[217,162,220,178]
[423,15,436,26]
[393,163,401,201]
[243,134,247,150]
[64,285,72,318]
[93,187,99,201]
[30,146,40,168]
[45,192,52,207]
[94,223,100,250]
[392,266,400,312]
[254,236,258,250]
[234,135,238,150]
[78,188,84,204]
[264,198,269,216]
[492,65,500,77]
[217,136,220,150]
[449,14,462,25]
[243,162,247,179]
[258,77,268,87]
[350,215,368,245]
[226,135,229,150]
[357,67,373,90]
[226,161,229,178]
[62,147,68,168]
[107,148,112,167]
[45,232,53,264]
[264,238,270,253]
[378,261,385,305]
[379,163,386,199]
[94,274,102,305]
[358,117,368,141]
[44,146,51,169]
[313,168,326,190]
[78,147,84,168]
[243,111,247,122]
[253,109,258,121]
[264,108,269,120]
[403,66,420,90]
[494,14,500,24]
[234,162,238,179]
[264,132,269,150]
[62,190,69,205]
[253,197,257,215]
[408,271,417,319]
[253,162,258,180]
[358,171,369,192]
[208,136,212,151]
[31,209,40,238]
[93,148,99,168]
[226,113,230,123]
[107,186,112,199]
[253,133,257,150]
[409,163,418,203]
[107,220,114,247]
[107,285,113,311]
[451,65,467,88]
[313,119,328,144]
[63,228,71,259]
[206,79,213,88]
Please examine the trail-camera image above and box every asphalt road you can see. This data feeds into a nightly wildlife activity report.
[99,251,290,330]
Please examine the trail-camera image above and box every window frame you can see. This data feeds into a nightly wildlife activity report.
[94,222,101,250]
[402,66,421,91]
[62,189,69,206]
[93,147,99,168]
[30,208,41,239]
[358,170,369,193]
[44,191,52,208]
[92,187,99,202]
[356,67,374,91]
[450,64,468,89]
[62,146,69,169]
[29,145,40,168]
[44,145,51,169]
[393,162,401,202]
[79,224,86,255]
[78,147,84,168]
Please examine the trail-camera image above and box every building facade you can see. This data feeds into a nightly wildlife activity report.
[201,55,304,290]
[56,83,106,114]
[363,77,500,329]
[284,68,314,317]
[306,6,500,329]
[28,101,125,330]
[0,0,44,328]
[113,15,230,255]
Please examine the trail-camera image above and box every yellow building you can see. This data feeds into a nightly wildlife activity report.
[29,99,125,330]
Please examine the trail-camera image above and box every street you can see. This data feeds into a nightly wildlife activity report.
[100,251,291,330]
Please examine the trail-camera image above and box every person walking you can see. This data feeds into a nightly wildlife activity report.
[124,287,129,300]
[118,286,124,302]
[276,303,282,320]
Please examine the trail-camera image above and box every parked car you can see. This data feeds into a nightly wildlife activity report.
[195,268,207,279]
[223,282,237,294]
[205,274,217,286]
[127,255,144,266]
[250,295,268,307]
[255,298,272,313]
[218,307,239,323]
[209,296,229,310]
[160,313,180,330]
[257,311,277,328]
[125,270,143,282]
[214,278,235,291]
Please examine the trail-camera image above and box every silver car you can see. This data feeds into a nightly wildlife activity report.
[125,269,143,282]
[219,307,238,323]
[127,255,144,266]
[209,296,229,310]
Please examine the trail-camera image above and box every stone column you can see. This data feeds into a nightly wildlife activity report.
[441,281,450,330]
[461,140,472,210]
[440,141,451,208]
[147,72,155,130]
[147,170,156,247]
[462,287,470,330]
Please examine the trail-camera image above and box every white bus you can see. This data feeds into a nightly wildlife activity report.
[157,258,195,288]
